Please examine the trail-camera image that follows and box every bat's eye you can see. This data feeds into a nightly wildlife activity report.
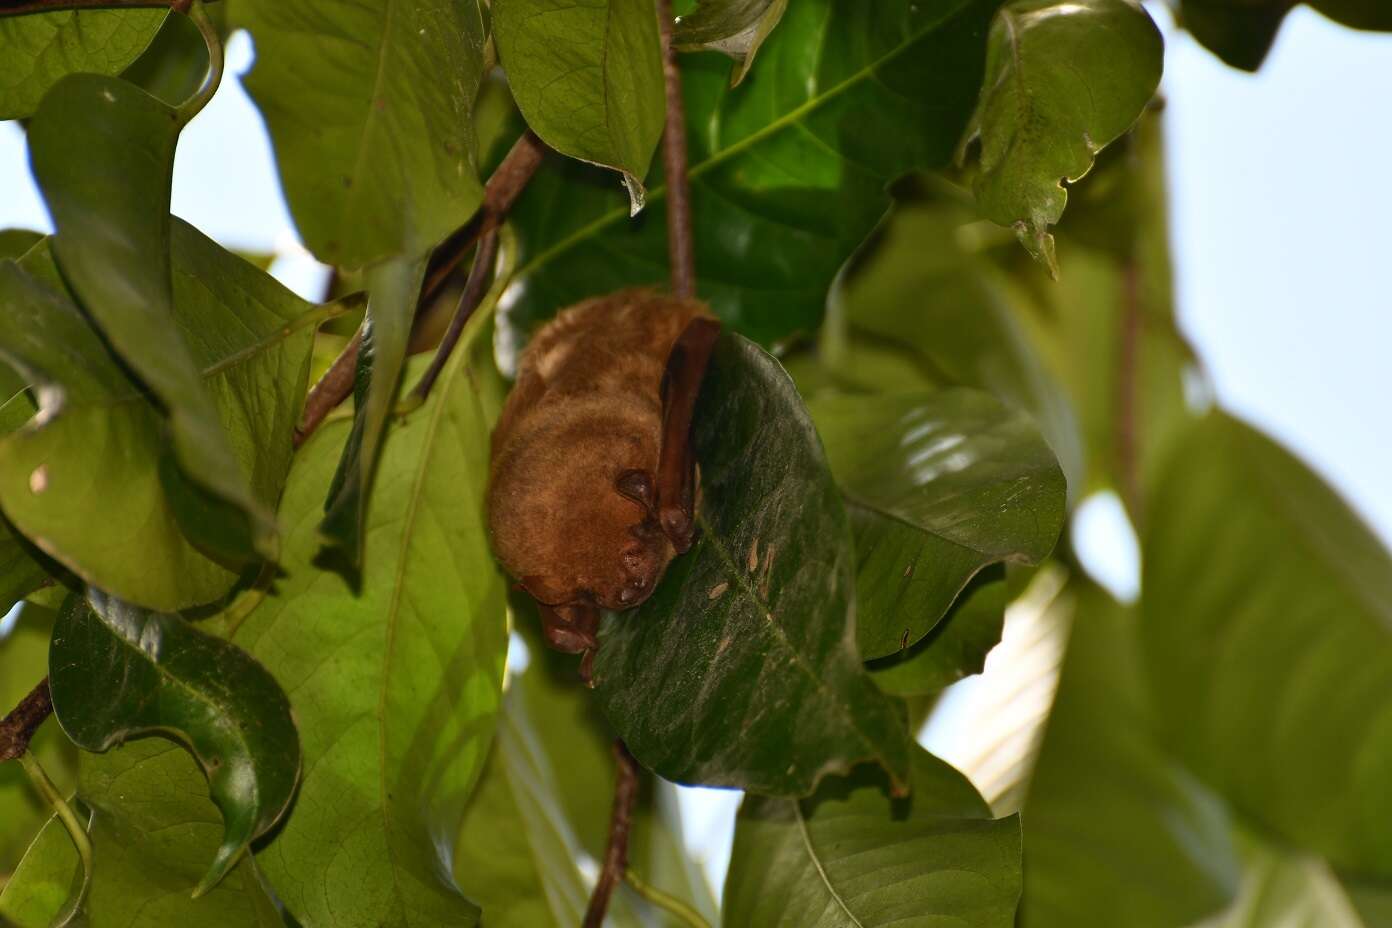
[616,469,655,509]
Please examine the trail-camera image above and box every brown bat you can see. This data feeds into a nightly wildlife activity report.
[487,288,720,680]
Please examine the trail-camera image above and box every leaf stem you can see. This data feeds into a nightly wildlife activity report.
[624,868,712,928]
[656,0,696,298]
[18,751,93,926]
[0,676,53,763]
[176,1,224,126]
[582,740,641,928]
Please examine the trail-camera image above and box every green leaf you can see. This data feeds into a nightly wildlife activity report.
[0,223,341,610]
[48,592,300,895]
[231,0,487,268]
[28,73,277,567]
[319,256,425,565]
[592,334,911,797]
[958,0,1163,273]
[1142,413,1392,878]
[674,0,788,85]
[0,9,166,119]
[498,0,1002,351]
[0,229,43,261]
[1176,0,1392,72]
[493,0,664,209]
[1201,838,1391,928]
[235,322,509,927]
[724,747,1022,927]
[1,740,284,928]
[1018,581,1241,928]
[866,566,1008,697]
[120,9,209,108]
[810,388,1065,658]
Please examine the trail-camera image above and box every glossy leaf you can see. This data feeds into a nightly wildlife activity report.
[235,324,509,927]
[0,223,343,610]
[232,0,487,267]
[810,388,1065,658]
[493,0,664,208]
[1142,413,1392,878]
[1176,0,1392,72]
[959,0,1162,272]
[498,0,1002,352]
[592,334,911,797]
[867,567,1008,697]
[1018,582,1241,928]
[28,73,277,565]
[48,592,300,894]
[724,747,1022,927]
[0,9,166,119]
[0,740,284,928]
[674,0,788,84]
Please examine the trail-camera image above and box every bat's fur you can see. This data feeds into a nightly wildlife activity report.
[488,289,712,612]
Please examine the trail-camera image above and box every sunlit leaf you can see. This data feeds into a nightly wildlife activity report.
[493,0,664,209]
[28,73,277,566]
[236,324,509,927]
[724,747,1022,927]
[232,0,487,267]
[810,388,1065,658]
[593,334,912,797]
[958,0,1162,272]
[0,9,166,119]
[674,0,789,85]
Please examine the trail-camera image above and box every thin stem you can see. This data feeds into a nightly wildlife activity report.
[19,752,93,926]
[624,868,712,928]
[0,676,53,764]
[409,226,499,402]
[656,0,696,298]
[0,0,177,14]
[582,741,641,928]
[176,1,224,125]
[296,329,361,447]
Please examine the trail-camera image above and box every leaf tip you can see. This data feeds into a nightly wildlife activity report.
[192,838,245,898]
[1014,220,1058,279]
[622,173,647,217]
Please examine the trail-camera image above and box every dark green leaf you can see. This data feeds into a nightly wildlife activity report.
[0,9,166,119]
[958,0,1162,272]
[231,0,487,267]
[49,592,300,894]
[493,0,664,208]
[499,0,1001,352]
[674,0,788,85]
[810,388,1065,658]
[724,747,1022,926]
[319,256,425,564]
[1142,413,1392,878]
[1019,582,1240,928]
[867,567,1008,697]
[120,9,209,107]
[593,334,911,797]
[0,224,343,610]
[236,323,509,927]
[0,230,43,261]
[1176,0,1391,72]
[0,740,284,928]
[28,73,277,566]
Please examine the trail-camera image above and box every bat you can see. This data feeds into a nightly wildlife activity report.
[487,288,720,681]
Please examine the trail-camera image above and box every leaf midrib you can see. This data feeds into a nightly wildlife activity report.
[795,802,865,927]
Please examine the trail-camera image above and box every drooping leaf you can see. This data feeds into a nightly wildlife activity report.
[674,0,789,85]
[48,592,300,895]
[1175,0,1392,72]
[810,388,1065,658]
[866,566,1009,697]
[592,334,912,797]
[231,0,487,267]
[498,0,1003,352]
[1142,413,1392,878]
[235,323,509,927]
[28,73,277,566]
[493,0,664,209]
[724,747,1022,927]
[958,0,1163,272]
[319,256,425,565]
[1018,582,1241,928]
[0,224,345,610]
[0,9,166,119]
[0,740,284,928]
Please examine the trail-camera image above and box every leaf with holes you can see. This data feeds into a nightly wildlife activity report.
[675,0,789,85]
[592,334,911,797]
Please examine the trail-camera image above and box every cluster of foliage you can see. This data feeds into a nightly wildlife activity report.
[0,0,1389,926]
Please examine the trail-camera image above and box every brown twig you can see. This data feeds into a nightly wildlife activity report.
[656,0,696,299]
[294,131,547,448]
[0,677,52,764]
[410,226,500,402]
[583,740,641,928]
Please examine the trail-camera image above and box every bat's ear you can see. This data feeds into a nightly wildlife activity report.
[615,469,656,511]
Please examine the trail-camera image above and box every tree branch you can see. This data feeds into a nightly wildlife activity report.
[583,740,641,928]
[0,677,53,764]
[656,0,696,299]
[294,131,547,447]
